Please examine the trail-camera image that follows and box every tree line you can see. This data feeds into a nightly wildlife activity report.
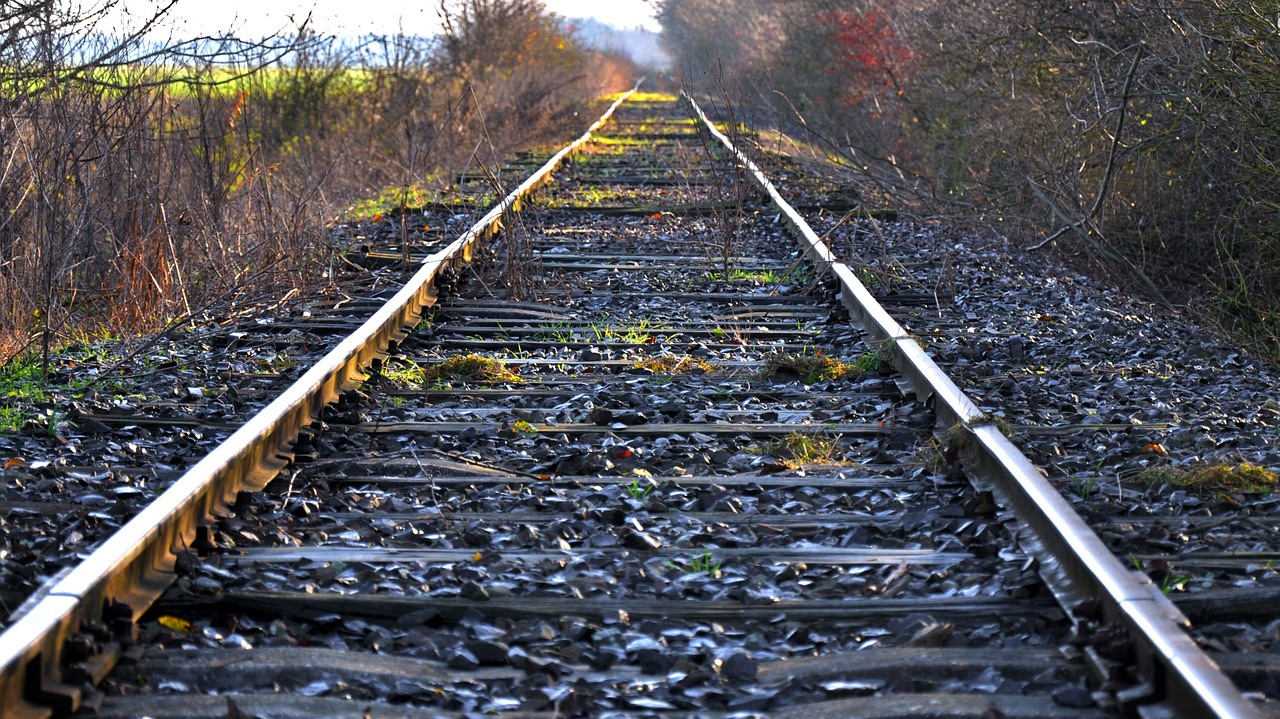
[660,0,1280,360]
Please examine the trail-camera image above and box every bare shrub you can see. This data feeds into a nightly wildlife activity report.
[0,0,638,368]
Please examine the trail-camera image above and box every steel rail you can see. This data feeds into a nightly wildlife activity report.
[685,92,1262,719]
[0,86,639,719]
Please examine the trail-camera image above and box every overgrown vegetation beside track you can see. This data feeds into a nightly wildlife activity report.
[0,0,636,372]
[659,0,1280,363]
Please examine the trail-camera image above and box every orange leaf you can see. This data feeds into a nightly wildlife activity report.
[1143,443,1168,456]
[649,213,663,219]
[371,212,382,223]
[4,457,26,469]
[613,448,634,459]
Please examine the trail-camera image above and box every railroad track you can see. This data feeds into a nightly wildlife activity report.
[0,89,1275,718]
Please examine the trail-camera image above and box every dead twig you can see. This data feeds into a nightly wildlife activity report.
[1028,45,1143,252]
[1026,176,1169,306]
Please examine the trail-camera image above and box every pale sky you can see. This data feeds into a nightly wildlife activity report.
[105,0,660,39]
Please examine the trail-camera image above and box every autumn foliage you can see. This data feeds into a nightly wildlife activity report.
[820,8,913,106]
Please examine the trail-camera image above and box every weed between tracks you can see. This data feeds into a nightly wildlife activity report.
[912,439,949,475]
[1073,474,1098,500]
[705,269,784,284]
[935,416,1015,467]
[509,420,539,436]
[591,321,658,345]
[667,552,723,578]
[623,478,655,500]
[761,348,885,384]
[529,321,665,344]
[379,362,430,387]
[1130,556,1192,594]
[631,355,717,375]
[532,322,574,343]
[769,431,847,467]
[1141,462,1278,494]
[422,354,522,384]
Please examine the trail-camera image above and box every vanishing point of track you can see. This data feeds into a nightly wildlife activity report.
[0,89,1270,718]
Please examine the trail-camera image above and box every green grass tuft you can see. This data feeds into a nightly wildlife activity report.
[768,431,845,467]
[422,354,522,384]
[632,355,716,375]
[762,349,885,383]
[1142,462,1278,494]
